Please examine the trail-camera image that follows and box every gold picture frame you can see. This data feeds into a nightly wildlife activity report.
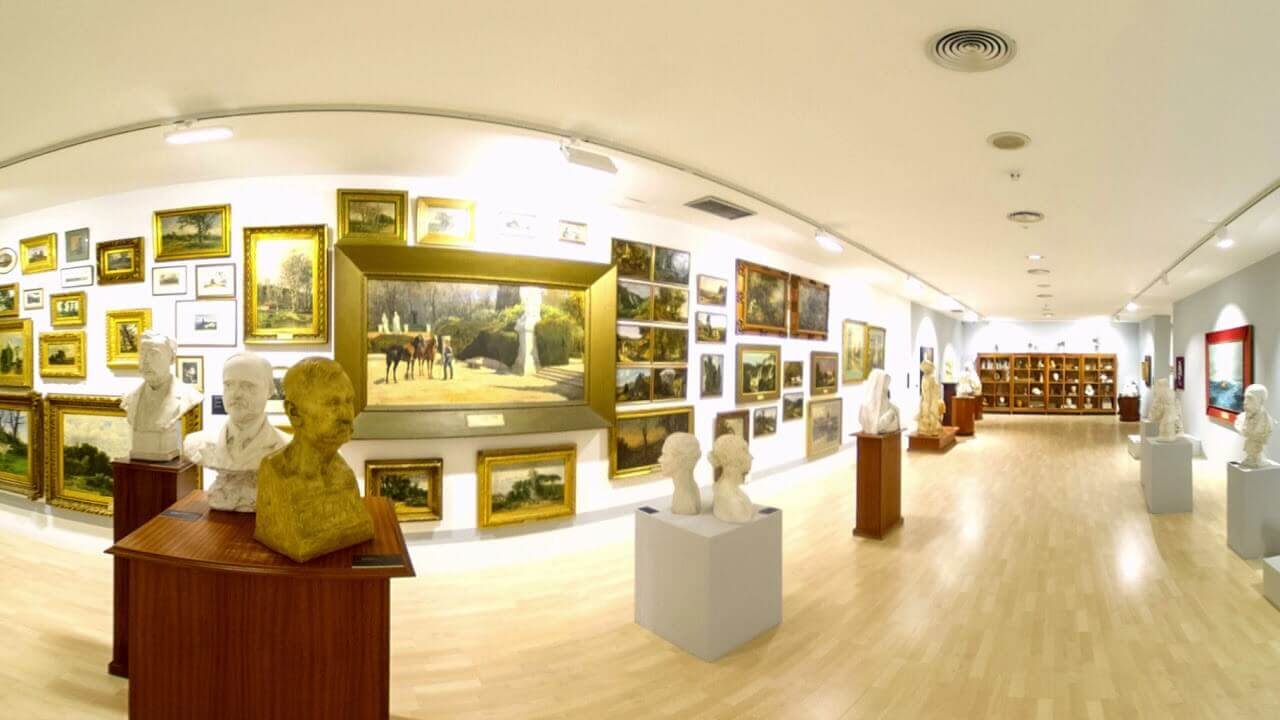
[736,259,789,337]
[842,319,869,383]
[788,274,830,341]
[477,445,576,528]
[50,291,87,327]
[611,405,693,479]
[19,233,57,274]
[415,197,476,246]
[45,393,129,515]
[39,331,86,379]
[0,318,33,388]
[0,391,42,499]
[0,283,17,318]
[337,189,408,245]
[96,237,145,285]
[364,458,444,522]
[244,225,328,344]
[806,397,844,459]
[735,343,781,404]
[105,309,151,369]
[811,350,839,396]
[153,204,231,261]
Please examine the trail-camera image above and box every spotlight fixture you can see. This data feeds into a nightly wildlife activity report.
[1027,254,1044,261]
[988,131,1030,150]
[164,120,233,145]
[560,140,618,175]
[1125,302,1139,312]
[1215,229,1235,249]
[1027,268,1050,275]
[1007,210,1044,224]
[814,230,843,254]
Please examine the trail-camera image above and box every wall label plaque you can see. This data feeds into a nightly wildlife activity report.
[352,554,404,568]
[211,395,226,415]
[466,413,506,429]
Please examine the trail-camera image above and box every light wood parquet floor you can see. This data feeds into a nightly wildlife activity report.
[3,415,1280,719]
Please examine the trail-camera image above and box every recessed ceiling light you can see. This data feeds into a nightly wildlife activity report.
[164,120,233,145]
[1008,211,1044,224]
[1027,268,1050,275]
[1125,302,1139,312]
[988,131,1030,150]
[1216,236,1235,249]
[1027,254,1044,261]
[814,231,843,254]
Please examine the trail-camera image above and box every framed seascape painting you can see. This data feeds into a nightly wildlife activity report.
[45,394,130,515]
[1205,325,1252,422]
[0,392,41,500]
[0,248,16,275]
[0,283,17,317]
[653,246,691,286]
[416,196,475,246]
[39,332,86,379]
[753,405,778,437]
[617,281,653,321]
[245,225,328,344]
[653,367,688,401]
[616,367,653,404]
[23,288,43,311]
[105,309,151,368]
[64,228,90,263]
[0,319,33,388]
[60,265,93,288]
[176,355,204,393]
[338,189,408,245]
[96,237,144,285]
[811,351,839,396]
[558,220,587,244]
[701,354,723,398]
[476,445,576,528]
[695,311,727,343]
[736,259,788,337]
[807,397,843,459]
[783,360,803,388]
[617,325,652,364]
[783,392,804,421]
[20,233,57,274]
[652,286,690,323]
[195,263,235,298]
[736,344,781,403]
[788,274,830,341]
[612,238,653,281]
[697,275,727,306]
[151,266,188,296]
[365,458,443,522]
[842,320,868,383]
[611,406,693,479]
[867,326,886,371]
[175,300,237,347]
[154,204,231,261]
[50,292,86,327]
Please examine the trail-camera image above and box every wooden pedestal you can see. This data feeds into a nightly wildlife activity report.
[952,396,977,436]
[109,458,199,678]
[975,399,984,420]
[1119,396,1141,422]
[908,427,958,453]
[108,492,414,720]
[853,432,903,539]
[941,382,957,426]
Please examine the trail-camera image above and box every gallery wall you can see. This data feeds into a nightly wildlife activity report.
[1138,315,1172,415]
[962,319,1141,392]
[909,302,966,412]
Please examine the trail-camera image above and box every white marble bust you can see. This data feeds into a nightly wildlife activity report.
[1149,377,1183,441]
[660,432,702,515]
[916,360,944,436]
[1234,384,1276,468]
[859,369,900,434]
[183,352,288,512]
[957,362,982,397]
[121,331,203,462]
[707,433,754,524]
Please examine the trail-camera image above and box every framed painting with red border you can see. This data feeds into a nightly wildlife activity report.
[1205,325,1252,423]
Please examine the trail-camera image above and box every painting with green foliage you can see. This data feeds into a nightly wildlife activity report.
[488,459,566,516]
[0,329,26,383]
[0,408,30,480]
[617,282,652,321]
[254,235,316,332]
[60,412,129,502]
[159,209,224,253]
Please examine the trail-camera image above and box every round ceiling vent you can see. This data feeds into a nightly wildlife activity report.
[1027,268,1051,275]
[988,131,1030,150]
[928,28,1017,72]
[1008,210,1044,224]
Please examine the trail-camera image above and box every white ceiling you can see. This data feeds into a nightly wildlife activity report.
[2,1,1280,320]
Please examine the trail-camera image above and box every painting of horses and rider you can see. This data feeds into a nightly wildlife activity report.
[366,278,587,408]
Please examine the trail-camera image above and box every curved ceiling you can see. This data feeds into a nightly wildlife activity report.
[3,1,1280,320]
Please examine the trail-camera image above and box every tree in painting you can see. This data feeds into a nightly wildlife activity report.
[797,284,829,332]
[380,472,429,508]
[0,409,28,476]
[490,462,565,513]
[163,210,222,251]
[256,240,315,331]
[746,271,786,328]
[0,335,24,377]
[615,412,691,475]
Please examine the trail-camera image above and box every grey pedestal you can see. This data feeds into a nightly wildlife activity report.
[634,501,782,661]
[1265,557,1280,611]
[1141,437,1193,514]
[1143,420,1158,438]
[1227,462,1280,559]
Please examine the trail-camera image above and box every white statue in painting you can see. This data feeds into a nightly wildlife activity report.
[1149,377,1183,441]
[957,362,982,397]
[707,433,754,523]
[859,369,900,434]
[660,432,702,515]
[121,331,203,462]
[916,360,944,436]
[183,352,289,512]
[1234,384,1276,468]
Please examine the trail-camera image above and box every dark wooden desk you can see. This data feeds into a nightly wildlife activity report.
[108,491,414,720]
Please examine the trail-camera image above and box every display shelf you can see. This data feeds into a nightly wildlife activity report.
[979,353,1013,413]
[977,353,1116,416]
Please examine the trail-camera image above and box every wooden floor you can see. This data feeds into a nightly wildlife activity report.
[4,415,1280,719]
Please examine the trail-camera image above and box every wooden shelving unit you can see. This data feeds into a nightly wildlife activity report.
[977,353,1117,415]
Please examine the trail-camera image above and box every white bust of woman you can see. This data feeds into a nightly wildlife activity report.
[1149,377,1183,440]
[659,432,702,515]
[1235,384,1276,468]
[707,433,754,523]
[859,369,900,434]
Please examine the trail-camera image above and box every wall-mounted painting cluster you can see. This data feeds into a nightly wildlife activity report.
[614,238,691,406]
[735,259,830,341]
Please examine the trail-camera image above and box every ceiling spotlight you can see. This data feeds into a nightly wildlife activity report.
[1125,302,1139,312]
[1215,229,1235,249]
[1027,268,1050,275]
[1027,254,1044,261]
[988,131,1030,150]
[164,120,233,145]
[1007,210,1044,224]
[814,230,843,254]
[561,140,618,175]
[906,275,925,292]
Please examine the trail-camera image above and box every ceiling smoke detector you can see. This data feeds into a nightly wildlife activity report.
[988,131,1030,150]
[1008,210,1044,224]
[927,28,1017,72]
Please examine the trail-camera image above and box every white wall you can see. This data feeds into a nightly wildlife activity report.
[1138,315,1172,415]
[962,318,1141,392]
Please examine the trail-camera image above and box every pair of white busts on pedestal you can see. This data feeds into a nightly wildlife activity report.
[121,331,203,462]
[956,362,982,398]
[916,360,944,436]
[659,432,755,523]
[1149,378,1183,441]
[859,369,901,434]
[1235,384,1276,468]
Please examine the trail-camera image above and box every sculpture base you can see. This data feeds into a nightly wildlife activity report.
[1265,556,1280,611]
[908,427,958,453]
[854,432,902,539]
[952,396,977,436]
[1227,462,1280,559]
[1118,396,1140,422]
[1140,437,1193,514]
[129,427,182,463]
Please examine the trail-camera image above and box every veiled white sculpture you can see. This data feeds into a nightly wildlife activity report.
[121,331,203,462]
[1149,378,1183,441]
[707,433,754,523]
[1120,381,1141,398]
[957,362,982,397]
[859,369,900,434]
[182,352,288,512]
[660,432,702,515]
[1234,384,1276,468]
[916,360,944,436]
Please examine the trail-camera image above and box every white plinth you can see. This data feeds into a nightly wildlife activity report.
[635,501,782,661]
[1140,437,1193,514]
[1226,462,1280,559]
[1142,420,1158,438]
[1265,557,1280,611]
[1127,434,1142,460]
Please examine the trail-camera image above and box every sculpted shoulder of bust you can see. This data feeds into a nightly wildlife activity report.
[121,330,202,462]
[254,357,373,562]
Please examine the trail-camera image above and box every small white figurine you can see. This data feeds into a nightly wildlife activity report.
[916,360,945,436]
[1149,377,1183,441]
[1120,381,1140,398]
[1235,384,1276,468]
[707,433,754,523]
[659,432,702,515]
[859,369,901,434]
[121,331,203,462]
[957,362,983,397]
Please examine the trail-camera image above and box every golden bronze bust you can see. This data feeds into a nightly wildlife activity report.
[254,357,373,562]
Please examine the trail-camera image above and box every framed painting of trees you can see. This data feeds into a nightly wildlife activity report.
[364,458,443,522]
[244,225,328,344]
[0,391,41,500]
[45,394,129,516]
[610,406,693,479]
[153,204,231,261]
[477,445,576,527]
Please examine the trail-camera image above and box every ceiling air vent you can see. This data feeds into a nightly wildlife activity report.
[685,196,755,221]
[928,28,1017,72]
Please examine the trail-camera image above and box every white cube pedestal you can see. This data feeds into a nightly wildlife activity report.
[1264,557,1280,610]
[1227,462,1280,559]
[1143,420,1158,438]
[635,501,782,661]
[1141,437,1193,514]
[1127,434,1142,460]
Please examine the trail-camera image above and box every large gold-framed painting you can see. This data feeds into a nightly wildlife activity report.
[19,233,57,274]
[96,237,144,285]
[788,274,829,341]
[153,204,231,261]
[807,397,843,459]
[477,445,576,528]
[0,318,33,388]
[244,225,328,344]
[45,394,130,516]
[415,197,475,246]
[105,309,151,369]
[611,406,693,479]
[337,189,408,245]
[842,319,868,383]
[39,332,86,379]
[736,343,781,403]
[365,458,443,522]
[736,260,788,337]
[0,391,41,499]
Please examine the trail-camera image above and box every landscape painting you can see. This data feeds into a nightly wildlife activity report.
[40,332,84,378]
[51,400,129,515]
[154,204,230,260]
[701,354,723,397]
[65,228,90,262]
[339,189,406,244]
[695,312,727,343]
[807,397,843,459]
[96,237,143,284]
[617,281,653,321]
[0,249,15,275]
[0,320,31,387]
[196,264,235,297]
[652,287,689,323]
[653,367,687,400]
[1206,325,1252,420]
[789,275,830,340]
[697,275,727,306]
[106,310,149,367]
[617,325,652,363]
[0,284,16,317]
[20,233,56,274]
[415,197,474,245]
[611,407,693,479]
[737,344,780,403]
[652,327,688,363]
[617,367,653,403]
[784,360,803,388]
[653,246,691,285]
[783,393,804,421]
[0,405,34,498]
[612,238,653,280]
[753,406,778,437]
[478,446,576,527]
[811,351,839,395]
[843,320,868,383]
[867,326,886,370]
[246,225,326,342]
[736,260,788,336]
[51,292,84,327]
[365,459,443,522]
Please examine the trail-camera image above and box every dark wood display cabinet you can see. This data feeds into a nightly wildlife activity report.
[978,353,1117,416]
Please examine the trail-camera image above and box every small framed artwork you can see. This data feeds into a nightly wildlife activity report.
[558,220,587,244]
[45,394,129,515]
[616,325,652,364]
[20,233,57,275]
[612,238,653,280]
[701,354,723,398]
[652,327,689,364]
[616,366,653,404]
[0,284,18,318]
[175,300,237,347]
[736,344,781,403]
[811,351,839,396]
[653,246,691,285]
[783,360,803,388]
[788,274,830,341]
[842,320,868,383]
[0,391,42,500]
[1205,325,1253,422]
[0,319,32,388]
[1175,356,1186,390]
[783,392,804,421]
[652,287,690,324]
[176,356,205,392]
[1141,356,1152,387]
[697,275,728,306]
[105,309,151,368]
[39,331,86,379]
[22,288,43,311]
[617,281,653,321]
[97,237,144,285]
[244,225,328,344]
[496,211,537,239]
[807,397,844,459]
[0,248,16,275]
[151,266,188,296]
[50,292,86,327]
[365,458,444,522]
[64,228,90,263]
[653,367,688,401]
[611,406,693,479]
[265,366,287,414]
[60,265,94,288]
[867,326,887,371]
[712,409,750,481]
[736,259,788,337]
[414,196,475,246]
[338,189,409,245]
[753,405,778,437]
[153,204,231,261]
[695,311,727,343]
[476,445,576,528]
[195,263,235,298]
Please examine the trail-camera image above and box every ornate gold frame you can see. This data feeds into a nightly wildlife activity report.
[335,244,616,440]
[0,391,42,499]
[867,325,887,371]
[788,274,830,341]
[810,350,839,396]
[337,189,408,245]
[49,291,87,327]
[842,319,869,383]
[105,309,151,369]
[735,343,781,404]
[0,318,33,388]
[45,393,126,516]
[806,397,844,459]
[784,360,804,388]
[364,458,444,522]
[0,283,17,318]
[39,331,86,379]
[736,259,789,337]
[96,237,145,285]
[243,225,328,344]
[610,405,694,479]
[477,445,576,528]
[782,392,804,421]
[415,197,476,246]
[19,233,57,275]
[153,204,231,261]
